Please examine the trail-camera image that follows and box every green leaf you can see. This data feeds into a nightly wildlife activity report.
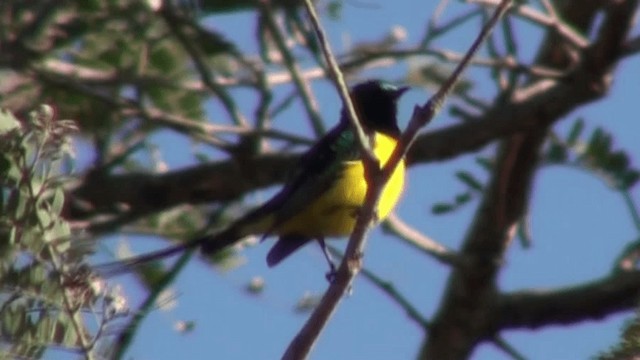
[327,1,343,19]
[20,133,37,169]
[620,171,640,190]
[61,319,78,347]
[51,188,65,216]
[0,154,12,179]
[14,190,30,220]
[566,118,584,146]
[432,203,454,214]
[50,221,71,252]
[454,192,472,205]
[587,128,612,162]
[546,143,568,163]
[455,171,483,192]
[0,109,21,135]
[37,207,53,229]
[34,315,52,344]
[475,156,494,171]
[178,92,205,120]
[9,227,17,244]
[29,265,47,285]
[7,303,28,336]
[605,152,629,174]
[195,29,237,56]
[150,43,180,74]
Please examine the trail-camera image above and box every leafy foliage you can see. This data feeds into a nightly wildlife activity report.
[0,106,128,358]
[433,118,639,217]
[544,119,640,190]
[597,303,640,360]
[432,168,486,215]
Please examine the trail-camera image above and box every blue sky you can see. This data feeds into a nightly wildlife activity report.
[53,2,640,359]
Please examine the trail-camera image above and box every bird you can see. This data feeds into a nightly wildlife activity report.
[99,80,408,276]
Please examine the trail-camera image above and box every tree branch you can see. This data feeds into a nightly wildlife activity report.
[423,127,547,359]
[68,153,296,233]
[495,271,640,330]
[421,1,639,358]
[381,213,461,267]
[282,1,511,358]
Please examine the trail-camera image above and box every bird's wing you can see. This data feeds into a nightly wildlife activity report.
[240,121,362,233]
[97,124,360,275]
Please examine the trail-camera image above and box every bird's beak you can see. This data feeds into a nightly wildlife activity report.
[393,86,410,99]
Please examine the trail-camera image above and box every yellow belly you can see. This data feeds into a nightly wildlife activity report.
[276,133,405,238]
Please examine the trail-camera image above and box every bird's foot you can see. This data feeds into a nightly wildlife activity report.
[325,263,337,283]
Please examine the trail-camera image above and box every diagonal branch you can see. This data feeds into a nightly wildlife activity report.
[159,5,248,127]
[281,1,512,359]
[258,2,325,136]
[382,213,461,266]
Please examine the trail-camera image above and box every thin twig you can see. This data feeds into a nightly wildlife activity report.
[492,336,529,360]
[302,0,376,163]
[31,67,232,149]
[112,250,195,359]
[159,6,248,127]
[622,192,640,232]
[342,47,565,81]
[20,121,96,358]
[381,213,461,266]
[326,245,431,329]
[259,2,325,137]
[422,3,482,47]
[281,2,383,358]
[360,267,431,330]
[282,1,513,359]
[471,0,589,49]
[48,228,95,359]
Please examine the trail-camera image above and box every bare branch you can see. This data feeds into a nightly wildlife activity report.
[70,153,297,233]
[423,128,547,359]
[326,245,431,329]
[492,336,528,360]
[258,2,325,136]
[282,1,512,358]
[382,213,461,266]
[471,0,589,50]
[360,265,431,329]
[281,0,385,356]
[496,271,640,330]
[159,5,249,127]
[623,35,640,56]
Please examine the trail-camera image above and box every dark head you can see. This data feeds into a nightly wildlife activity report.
[344,80,409,136]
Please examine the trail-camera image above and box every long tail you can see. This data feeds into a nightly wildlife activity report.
[95,227,244,277]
